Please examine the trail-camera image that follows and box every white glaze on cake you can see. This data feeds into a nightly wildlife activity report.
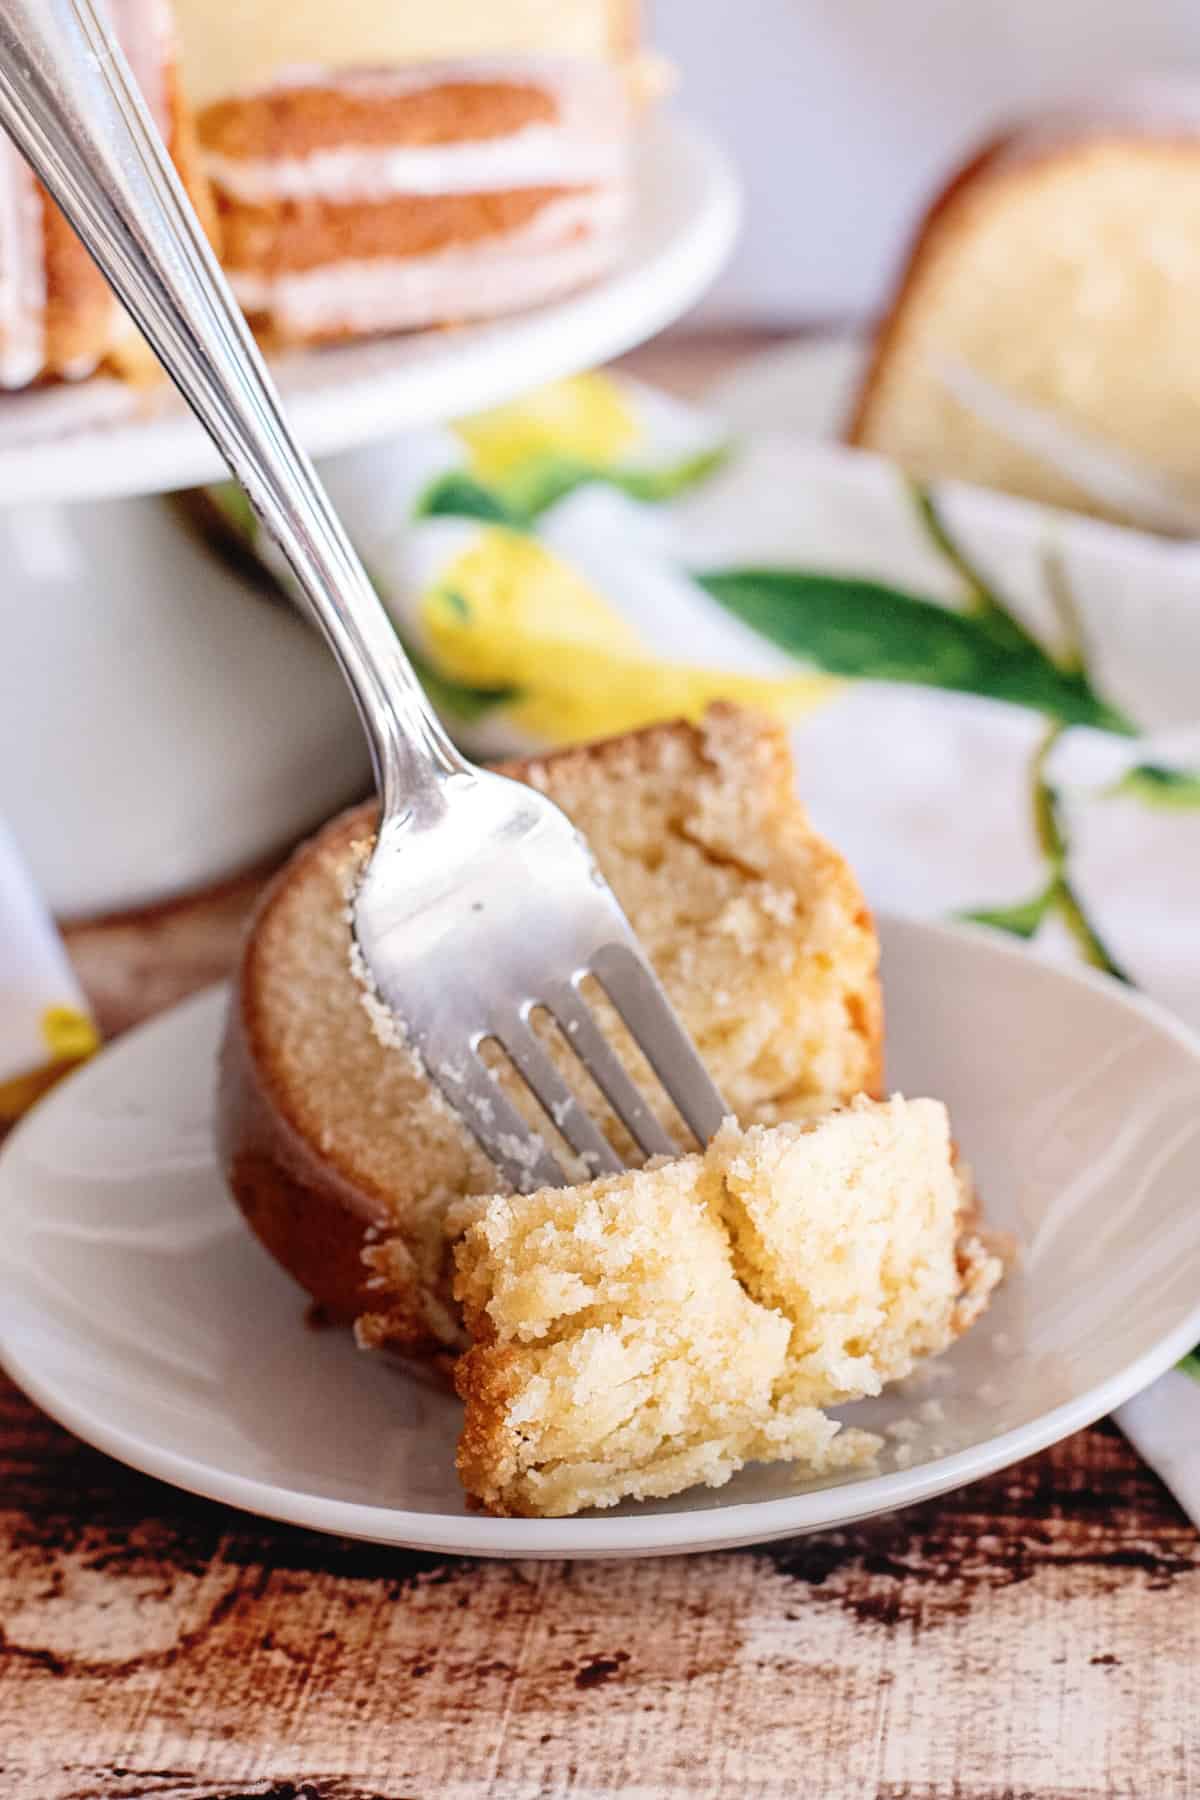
[0,145,46,391]
[0,0,175,391]
[229,188,626,337]
[106,0,174,134]
[205,130,626,203]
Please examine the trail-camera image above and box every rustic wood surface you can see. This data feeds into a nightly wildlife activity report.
[3,330,1198,1799]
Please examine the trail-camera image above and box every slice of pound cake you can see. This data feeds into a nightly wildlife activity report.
[198,57,631,349]
[846,87,1200,521]
[447,1099,1002,1516]
[218,707,882,1356]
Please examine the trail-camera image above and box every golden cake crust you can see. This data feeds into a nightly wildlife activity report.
[200,79,560,159]
[217,709,884,1355]
[845,133,1004,450]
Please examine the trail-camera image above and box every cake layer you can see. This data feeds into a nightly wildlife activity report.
[174,0,636,109]
[200,61,629,200]
[450,1099,1003,1516]
[218,184,610,272]
[228,198,624,344]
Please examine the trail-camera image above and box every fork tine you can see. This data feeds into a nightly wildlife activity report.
[492,1015,625,1177]
[588,943,728,1149]
[544,981,680,1161]
[423,1040,565,1193]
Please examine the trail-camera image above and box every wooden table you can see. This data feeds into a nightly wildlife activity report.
[3,332,1198,1800]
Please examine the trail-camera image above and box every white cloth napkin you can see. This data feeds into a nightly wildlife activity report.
[4,365,1198,1518]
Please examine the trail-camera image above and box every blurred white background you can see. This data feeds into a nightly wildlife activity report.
[653,0,1200,322]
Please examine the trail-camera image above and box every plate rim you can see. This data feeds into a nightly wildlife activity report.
[5,912,1200,1559]
[0,112,740,506]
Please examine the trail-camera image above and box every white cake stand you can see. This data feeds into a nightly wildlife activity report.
[1,115,738,917]
[0,116,737,504]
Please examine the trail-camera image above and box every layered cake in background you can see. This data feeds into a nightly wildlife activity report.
[0,0,214,391]
[173,0,641,347]
[0,0,642,388]
[846,87,1200,524]
[196,58,633,348]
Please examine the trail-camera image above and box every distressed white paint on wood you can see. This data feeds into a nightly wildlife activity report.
[2,1378,1197,1800]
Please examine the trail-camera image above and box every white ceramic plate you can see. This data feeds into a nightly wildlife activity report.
[0,114,738,506]
[4,914,1200,1559]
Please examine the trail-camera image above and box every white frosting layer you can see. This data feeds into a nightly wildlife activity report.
[207,129,626,203]
[229,188,626,337]
[217,54,624,107]
[0,0,173,390]
[106,0,174,135]
[0,145,45,391]
[204,57,630,203]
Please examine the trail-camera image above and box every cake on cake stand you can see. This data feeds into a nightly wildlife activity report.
[0,114,738,921]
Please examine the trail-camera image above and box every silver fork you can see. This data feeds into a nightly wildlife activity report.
[0,0,728,1189]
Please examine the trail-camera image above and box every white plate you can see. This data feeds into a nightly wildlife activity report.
[0,114,738,506]
[4,914,1200,1559]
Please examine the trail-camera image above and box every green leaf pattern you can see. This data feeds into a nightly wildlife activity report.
[1108,763,1200,810]
[695,567,1133,732]
[416,445,729,530]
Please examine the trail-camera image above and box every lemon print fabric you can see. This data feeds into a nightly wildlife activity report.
[0,819,99,1124]
[426,372,730,524]
[456,374,641,487]
[0,1006,100,1124]
[197,369,833,758]
[40,1004,100,1063]
[409,525,835,751]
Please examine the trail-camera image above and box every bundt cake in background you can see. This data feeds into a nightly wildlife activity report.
[846,87,1200,524]
[0,0,214,391]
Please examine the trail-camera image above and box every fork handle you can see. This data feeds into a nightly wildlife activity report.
[0,0,471,819]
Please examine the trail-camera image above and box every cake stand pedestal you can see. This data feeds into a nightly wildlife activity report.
[0,115,738,920]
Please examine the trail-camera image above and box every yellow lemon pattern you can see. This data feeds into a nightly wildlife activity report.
[419,528,836,746]
[455,374,641,486]
[41,1004,100,1062]
[0,1006,99,1124]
